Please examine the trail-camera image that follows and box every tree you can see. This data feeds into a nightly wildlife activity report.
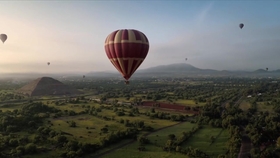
[69,121,76,127]
[25,143,37,154]
[101,127,108,133]
[168,134,176,140]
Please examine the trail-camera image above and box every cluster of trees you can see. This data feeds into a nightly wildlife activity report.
[0,92,24,101]
[0,101,143,157]
[197,81,280,157]
[1,77,280,157]
[161,125,211,157]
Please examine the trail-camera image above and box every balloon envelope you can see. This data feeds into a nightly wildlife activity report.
[239,23,244,29]
[0,34,7,43]
[47,62,50,65]
[104,29,149,81]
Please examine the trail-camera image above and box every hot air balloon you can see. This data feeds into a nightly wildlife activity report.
[47,62,50,66]
[104,29,149,84]
[239,23,244,29]
[0,34,7,43]
[185,58,188,61]
[83,75,85,78]
[266,68,268,71]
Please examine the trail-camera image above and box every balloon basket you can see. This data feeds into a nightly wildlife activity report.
[125,81,130,84]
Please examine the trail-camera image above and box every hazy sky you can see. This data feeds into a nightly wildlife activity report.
[0,1,280,73]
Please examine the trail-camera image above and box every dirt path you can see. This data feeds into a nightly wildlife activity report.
[233,95,252,158]
[238,126,252,158]
[93,121,185,158]
[221,94,251,158]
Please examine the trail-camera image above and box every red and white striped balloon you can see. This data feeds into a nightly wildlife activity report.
[104,29,149,81]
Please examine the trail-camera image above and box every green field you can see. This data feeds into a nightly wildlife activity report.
[147,122,196,145]
[103,123,229,158]
[183,126,229,157]
[49,114,128,144]
[0,103,23,112]
[102,143,187,158]
[102,122,190,158]
[239,101,251,111]
[174,99,196,105]
[138,107,195,117]
[257,102,274,112]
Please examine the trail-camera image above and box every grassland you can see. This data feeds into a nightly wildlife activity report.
[239,101,251,111]
[49,114,128,144]
[0,102,23,112]
[102,143,187,158]
[182,126,228,157]
[103,123,229,158]
[173,99,196,105]
[147,122,196,145]
[138,107,195,116]
[45,101,183,144]
[256,102,274,112]
[102,122,193,158]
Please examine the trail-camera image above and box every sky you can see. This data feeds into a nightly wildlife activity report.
[0,1,280,74]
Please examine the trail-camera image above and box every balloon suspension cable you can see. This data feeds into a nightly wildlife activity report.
[125,80,130,84]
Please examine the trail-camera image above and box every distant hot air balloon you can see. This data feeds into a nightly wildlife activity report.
[185,58,188,61]
[239,23,244,29]
[266,68,268,71]
[83,75,85,78]
[105,29,149,84]
[0,34,7,43]
[47,62,50,66]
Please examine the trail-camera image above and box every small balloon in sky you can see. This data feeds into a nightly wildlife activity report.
[0,34,7,43]
[239,23,244,29]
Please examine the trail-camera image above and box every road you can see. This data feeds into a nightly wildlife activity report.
[233,95,253,158]
[238,129,252,158]
[220,93,251,158]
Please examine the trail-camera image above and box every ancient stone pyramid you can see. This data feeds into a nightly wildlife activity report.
[16,77,82,97]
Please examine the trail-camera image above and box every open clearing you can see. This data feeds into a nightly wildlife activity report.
[256,102,274,112]
[102,144,187,158]
[101,122,190,158]
[239,101,251,111]
[183,126,229,157]
[147,122,196,145]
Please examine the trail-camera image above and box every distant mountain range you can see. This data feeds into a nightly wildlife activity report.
[1,63,280,80]
[87,63,280,78]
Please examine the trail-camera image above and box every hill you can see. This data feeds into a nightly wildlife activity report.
[137,63,204,72]
[254,69,267,73]
[133,63,280,77]
[133,63,218,78]
[87,63,280,78]
[16,77,83,97]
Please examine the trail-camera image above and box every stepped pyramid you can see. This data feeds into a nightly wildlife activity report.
[16,77,82,97]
